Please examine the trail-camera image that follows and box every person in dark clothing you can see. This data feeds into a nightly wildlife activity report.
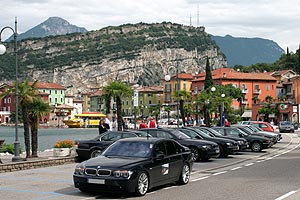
[99,119,109,134]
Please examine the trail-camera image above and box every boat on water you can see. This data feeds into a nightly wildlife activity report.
[63,112,106,128]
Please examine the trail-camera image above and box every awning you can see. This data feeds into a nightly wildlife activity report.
[241,110,252,118]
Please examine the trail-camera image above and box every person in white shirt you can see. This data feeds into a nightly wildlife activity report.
[105,114,113,131]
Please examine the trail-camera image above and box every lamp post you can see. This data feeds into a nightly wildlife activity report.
[0,18,21,162]
[133,84,139,129]
[211,86,225,126]
[164,64,180,128]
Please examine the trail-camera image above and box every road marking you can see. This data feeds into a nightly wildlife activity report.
[256,160,265,163]
[275,190,298,200]
[245,163,254,167]
[191,176,210,182]
[163,186,178,190]
[212,171,227,176]
[230,167,242,171]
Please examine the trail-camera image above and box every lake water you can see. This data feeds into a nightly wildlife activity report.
[0,126,99,151]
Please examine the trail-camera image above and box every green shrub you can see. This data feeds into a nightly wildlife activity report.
[1,143,14,154]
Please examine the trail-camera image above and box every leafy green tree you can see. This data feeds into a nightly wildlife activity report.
[174,90,192,126]
[203,57,214,126]
[204,57,213,90]
[28,97,51,157]
[0,78,38,158]
[103,82,132,130]
[252,96,261,104]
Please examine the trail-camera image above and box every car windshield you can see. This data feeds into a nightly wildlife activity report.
[249,125,262,132]
[178,129,200,139]
[131,131,150,137]
[193,128,213,138]
[170,129,191,139]
[200,128,221,137]
[280,121,291,125]
[236,128,249,136]
[103,141,152,158]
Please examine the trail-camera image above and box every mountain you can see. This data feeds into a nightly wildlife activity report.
[211,35,285,67]
[7,17,285,67]
[0,22,226,92]
[7,17,87,41]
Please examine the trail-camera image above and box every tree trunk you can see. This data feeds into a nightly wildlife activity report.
[116,96,123,131]
[31,118,38,157]
[21,104,31,158]
[180,100,185,126]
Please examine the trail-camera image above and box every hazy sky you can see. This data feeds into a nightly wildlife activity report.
[0,0,299,52]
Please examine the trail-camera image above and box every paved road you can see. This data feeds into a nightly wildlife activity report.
[0,132,299,200]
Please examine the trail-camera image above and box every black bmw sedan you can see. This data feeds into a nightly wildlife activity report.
[76,130,149,161]
[177,127,239,158]
[73,137,193,196]
[141,128,220,161]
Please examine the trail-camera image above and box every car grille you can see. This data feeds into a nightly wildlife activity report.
[85,168,111,176]
[85,168,97,176]
[97,169,111,176]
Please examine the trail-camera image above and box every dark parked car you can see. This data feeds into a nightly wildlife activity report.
[76,130,149,161]
[212,127,272,152]
[176,127,239,158]
[195,127,248,151]
[231,124,278,144]
[142,128,220,161]
[278,121,295,133]
[73,137,193,196]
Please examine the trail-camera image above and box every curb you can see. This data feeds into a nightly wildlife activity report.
[0,156,76,173]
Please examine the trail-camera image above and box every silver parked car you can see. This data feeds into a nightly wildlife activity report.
[278,121,294,133]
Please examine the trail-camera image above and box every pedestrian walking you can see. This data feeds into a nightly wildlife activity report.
[148,117,157,128]
[139,120,148,129]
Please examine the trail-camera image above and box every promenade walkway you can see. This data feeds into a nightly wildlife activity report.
[0,149,77,173]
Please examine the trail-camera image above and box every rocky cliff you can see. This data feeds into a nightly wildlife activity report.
[1,22,226,93]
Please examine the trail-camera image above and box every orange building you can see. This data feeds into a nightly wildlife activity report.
[191,68,277,110]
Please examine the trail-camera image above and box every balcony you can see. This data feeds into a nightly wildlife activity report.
[241,100,248,104]
[241,89,248,94]
[253,89,261,94]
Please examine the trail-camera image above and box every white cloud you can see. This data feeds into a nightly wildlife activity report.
[0,0,299,52]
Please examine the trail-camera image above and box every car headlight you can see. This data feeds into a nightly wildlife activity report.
[74,163,86,175]
[201,144,211,150]
[113,170,133,179]
[226,142,233,146]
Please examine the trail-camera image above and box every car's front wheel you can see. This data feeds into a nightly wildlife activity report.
[189,147,200,161]
[251,141,263,152]
[135,172,149,196]
[177,163,190,185]
[90,149,102,158]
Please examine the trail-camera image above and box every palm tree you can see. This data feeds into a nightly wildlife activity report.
[0,78,38,158]
[265,95,273,103]
[103,82,132,131]
[174,90,192,126]
[28,97,51,157]
[164,106,172,124]
[252,95,261,104]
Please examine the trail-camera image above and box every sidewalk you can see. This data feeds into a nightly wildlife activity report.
[0,149,77,173]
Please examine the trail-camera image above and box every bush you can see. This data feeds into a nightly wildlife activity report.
[53,140,74,148]
[1,143,15,154]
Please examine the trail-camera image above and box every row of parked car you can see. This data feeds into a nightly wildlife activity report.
[73,124,283,196]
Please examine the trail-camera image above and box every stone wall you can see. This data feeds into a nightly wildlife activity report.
[0,157,75,173]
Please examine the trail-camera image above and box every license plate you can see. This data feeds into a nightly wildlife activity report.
[88,179,105,184]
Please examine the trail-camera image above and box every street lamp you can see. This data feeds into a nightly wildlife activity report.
[211,86,226,126]
[0,18,21,162]
[133,84,139,129]
[164,64,180,127]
